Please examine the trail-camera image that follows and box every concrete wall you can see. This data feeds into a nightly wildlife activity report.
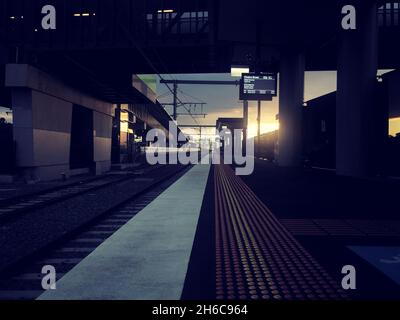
[6,64,113,181]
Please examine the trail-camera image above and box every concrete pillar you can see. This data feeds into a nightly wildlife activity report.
[10,88,35,170]
[11,87,73,181]
[6,64,113,181]
[0,44,7,64]
[0,43,7,95]
[336,2,378,177]
[93,111,113,175]
[278,51,305,167]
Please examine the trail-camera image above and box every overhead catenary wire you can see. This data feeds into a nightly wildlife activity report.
[177,89,206,104]
[124,28,199,125]
[156,91,172,100]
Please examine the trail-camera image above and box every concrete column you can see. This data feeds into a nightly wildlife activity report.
[336,2,378,177]
[11,87,73,181]
[93,111,113,175]
[0,44,7,95]
[278,51,305,167]
[11,88,35,170]
[6,64,113,181]
[0,44,7,64]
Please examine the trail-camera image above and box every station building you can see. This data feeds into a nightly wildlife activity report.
[0,64,175,182]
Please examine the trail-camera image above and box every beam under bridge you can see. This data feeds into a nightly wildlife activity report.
[160,80,240,86]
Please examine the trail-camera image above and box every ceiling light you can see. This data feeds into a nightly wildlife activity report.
[157,9,174,13]
[231,65,250,77]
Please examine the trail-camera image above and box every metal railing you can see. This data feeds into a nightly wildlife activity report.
[378,2,400,27]
[1,0,211,49]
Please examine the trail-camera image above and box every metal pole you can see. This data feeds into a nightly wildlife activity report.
[173,82,178,121]
[243,100,249,154]
[257,100,261,157]
[257,100,261,137]
[112,104,122,164]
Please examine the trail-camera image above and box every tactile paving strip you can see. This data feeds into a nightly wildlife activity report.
[214,164,347,300]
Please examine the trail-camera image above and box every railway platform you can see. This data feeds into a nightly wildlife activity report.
[39,164,211,300]
[34,163,359,300]
[0,161,399,300]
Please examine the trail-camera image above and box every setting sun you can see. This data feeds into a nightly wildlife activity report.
[247,122,279,138]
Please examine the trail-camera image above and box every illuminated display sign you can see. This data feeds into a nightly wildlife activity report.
[240,73,277,101]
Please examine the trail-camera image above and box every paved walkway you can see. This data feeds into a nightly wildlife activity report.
[214,164,346,300]
[39,164,211,300]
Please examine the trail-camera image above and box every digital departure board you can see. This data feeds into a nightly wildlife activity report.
[240,73,277,101]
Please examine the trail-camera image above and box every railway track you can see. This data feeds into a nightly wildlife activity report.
[0,164,190,300]
[0,164,161,222]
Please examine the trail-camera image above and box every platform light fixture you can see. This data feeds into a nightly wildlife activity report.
[73,13,94,17]
[157,9,174,13]
[231,65,250,77]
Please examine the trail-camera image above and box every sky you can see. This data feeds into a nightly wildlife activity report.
[157,70,400,138]
[157,71,337,138]
[0,106,13,123]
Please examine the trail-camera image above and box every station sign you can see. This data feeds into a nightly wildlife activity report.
[239,73,277,101]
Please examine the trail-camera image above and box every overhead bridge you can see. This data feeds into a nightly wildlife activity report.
[2,0,400,74]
